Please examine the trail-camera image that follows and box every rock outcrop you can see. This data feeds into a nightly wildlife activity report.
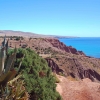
[45,58,64,74]
[45,39,85,55]
[0,37,85,55]
[70,58,100,81]
[46,57,100,82]
[46,55,100,82]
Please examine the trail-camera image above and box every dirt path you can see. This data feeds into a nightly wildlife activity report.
[56,75,100,100]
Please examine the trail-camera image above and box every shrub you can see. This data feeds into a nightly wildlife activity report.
[15,37,20,41]
[0,45,28,99]
[53,73,60,83]
[15,48,62,100]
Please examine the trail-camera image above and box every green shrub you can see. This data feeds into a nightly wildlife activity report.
[14,48,62,100]
[53,73,60,83]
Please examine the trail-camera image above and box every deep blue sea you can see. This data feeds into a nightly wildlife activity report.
[59,38,100,58]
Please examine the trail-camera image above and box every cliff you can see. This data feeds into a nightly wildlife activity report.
[0,37,85,55]
[45,58,64,74]
[45,38,85,55]
[46,57,100,82]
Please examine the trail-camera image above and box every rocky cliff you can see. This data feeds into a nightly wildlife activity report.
[45,58,64,74]
[45,39,85,55]
[0,37,85,55]
[46,57,100,82]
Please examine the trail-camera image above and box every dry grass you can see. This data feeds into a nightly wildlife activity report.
[67,76,77,81]
[53,73,60,83]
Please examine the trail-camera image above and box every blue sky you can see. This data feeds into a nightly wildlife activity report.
[0,0,100,37]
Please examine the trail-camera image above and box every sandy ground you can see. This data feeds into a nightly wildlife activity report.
[56,75,100,100]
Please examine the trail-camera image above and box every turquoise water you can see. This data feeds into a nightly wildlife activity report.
[59,38,100,58]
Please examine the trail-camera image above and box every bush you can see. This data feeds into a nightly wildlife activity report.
[14,48,62,100]
[15,37,20,41]
[53,73,60,83]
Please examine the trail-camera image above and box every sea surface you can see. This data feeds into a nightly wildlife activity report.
[59,37,100,58]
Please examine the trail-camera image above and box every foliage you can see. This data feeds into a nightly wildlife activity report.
[1,75,29,100]
[15,48,62,100]
[15,37,20,41]
[53,73,60,83]
[0,38,28,100]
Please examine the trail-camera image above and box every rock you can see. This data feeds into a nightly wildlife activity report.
[46,39,85,55]
[45,58,64,74]
[46,57,100,82]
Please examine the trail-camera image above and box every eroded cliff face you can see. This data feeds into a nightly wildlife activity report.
[0,38,85,56]
[45,56,100,82]
[66,58,100,81]
[45,58,64,74]
[45,39,85,55]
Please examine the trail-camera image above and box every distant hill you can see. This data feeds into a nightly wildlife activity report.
[0,30,77,38]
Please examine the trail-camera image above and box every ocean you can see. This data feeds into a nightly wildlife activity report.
[59,37,100,58]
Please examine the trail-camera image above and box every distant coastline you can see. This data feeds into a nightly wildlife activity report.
[55,36,79,39]
[0,30,78,39]
[59,37,100,58]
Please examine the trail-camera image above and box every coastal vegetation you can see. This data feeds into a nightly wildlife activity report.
[0,42,28,99]
[0,37,62,100]
[14,48,62,100]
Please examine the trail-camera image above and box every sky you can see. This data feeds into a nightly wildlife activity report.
[0,0,100,37]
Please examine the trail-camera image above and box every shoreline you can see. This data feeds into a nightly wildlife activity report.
[58,37,100,59]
